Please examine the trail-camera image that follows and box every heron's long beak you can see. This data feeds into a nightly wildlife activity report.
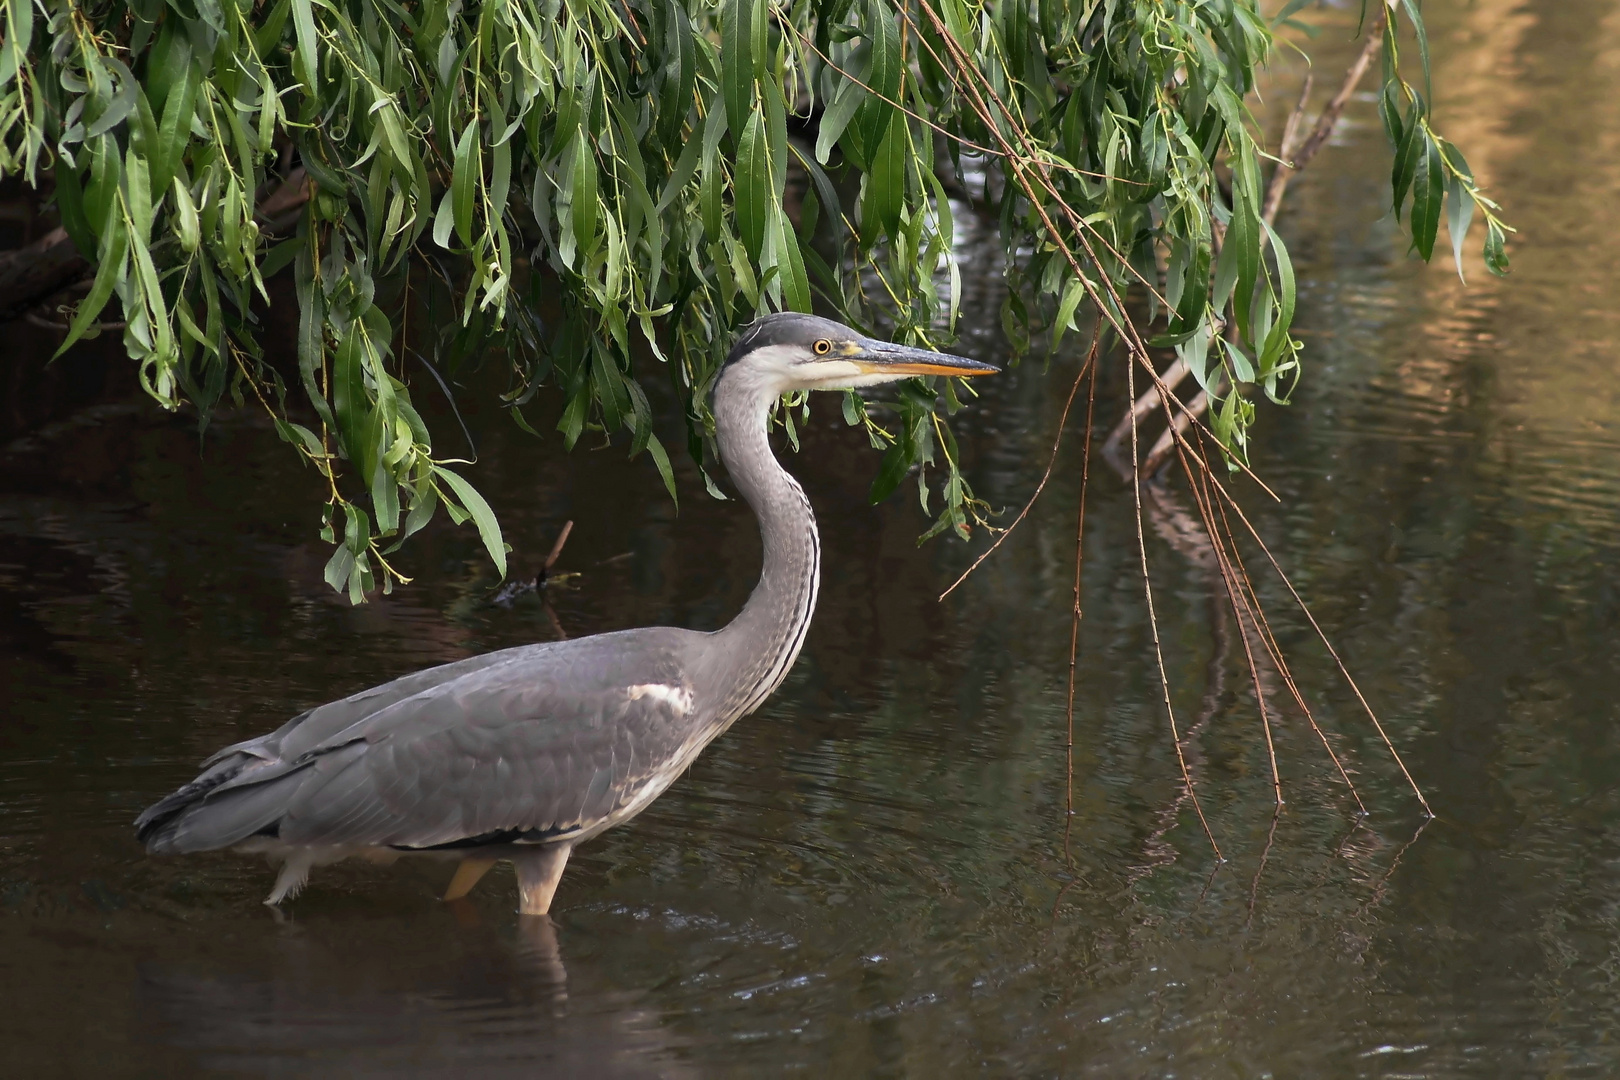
[848,339,999,378]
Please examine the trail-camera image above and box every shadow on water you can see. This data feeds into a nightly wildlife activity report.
[5,1,1620,1073]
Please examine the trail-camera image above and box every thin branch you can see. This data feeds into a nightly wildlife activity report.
[1127,310,1222,861]
[1142,381,1216,479]
[1064,343,1100,870]
[938,327,1099,600]
[1104,356,1185,462]
[1201,459,1431,816]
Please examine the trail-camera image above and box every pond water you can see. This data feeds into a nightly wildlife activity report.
[4,2,1620,1075]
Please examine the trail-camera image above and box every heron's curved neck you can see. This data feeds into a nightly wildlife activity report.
[709,366,821,722]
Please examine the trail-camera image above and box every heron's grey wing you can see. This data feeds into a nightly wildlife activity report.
[274,677,691,849]
[140,629,702,853]
[135,644,559,843]
[196,643,561,768]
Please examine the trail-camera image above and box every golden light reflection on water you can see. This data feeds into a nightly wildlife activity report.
[1263,0,1620,540]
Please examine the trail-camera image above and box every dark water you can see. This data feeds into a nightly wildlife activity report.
[5,3,1620,1074]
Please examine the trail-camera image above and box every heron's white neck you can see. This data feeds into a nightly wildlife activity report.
[708,362,821,724]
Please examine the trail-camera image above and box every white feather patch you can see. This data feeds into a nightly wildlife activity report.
[626,683,693,715]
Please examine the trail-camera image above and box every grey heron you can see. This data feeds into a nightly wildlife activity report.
[135,313,996,914]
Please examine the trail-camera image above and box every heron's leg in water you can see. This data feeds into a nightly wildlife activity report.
[513,843,573,915]
[443,856,498,901]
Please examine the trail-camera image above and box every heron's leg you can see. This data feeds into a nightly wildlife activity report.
[443,856,498,901]
[512,843,573,916]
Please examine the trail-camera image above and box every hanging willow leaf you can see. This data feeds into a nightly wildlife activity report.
[1410,132,1444,261]
[735,107,770,261]
[0,0,1506,601]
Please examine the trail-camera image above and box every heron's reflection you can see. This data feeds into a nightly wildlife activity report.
[136,908,691,1078]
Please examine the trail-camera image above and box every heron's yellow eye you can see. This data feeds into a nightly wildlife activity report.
[813,339,832,356]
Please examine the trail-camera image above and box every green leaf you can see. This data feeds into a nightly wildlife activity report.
[869,440,911,504]
[151,61,199,198]
[433,465,508,578]
[1484,219,1510,276]
[53,161,95,257]
[172,178,201,252]
[291,0,321,97]
[371,455,400,535]
[324,544,356,593]
[1258,220,1297,372]
[569,132,599,256]
[772,204,812,313]
[862,114,905,243]
[333,331,375,478]
[1271,0,1316,25]
[855,0,902,162]
[396,484,439,547]
[816,76,867,165]
[86,58,138,139]
[735,107,769,260]
[433,189,456,249]
[55,222,127,357]
[1399,0,1433,109]
[1169,242,1210,335]
[721,0,758,143]
[1410,132,1443,261]
[646,433,679,506]
[451,118,480,248]
[1391,106,1423,219]
[1445,170,1475,282]
[1052,278,1085,353]
[700,98,728,243]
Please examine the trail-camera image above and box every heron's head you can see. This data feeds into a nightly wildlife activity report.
[723,313,997,393]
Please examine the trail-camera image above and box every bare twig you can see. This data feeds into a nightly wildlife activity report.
[1064,345,1100,870]
[938,328,1099,601]
[1200,462,1431,816]
[1126,315,1222,861]
[1103,356,1186,464]
[543,520,574,572]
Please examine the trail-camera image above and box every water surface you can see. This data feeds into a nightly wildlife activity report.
[4,2,1620,1074]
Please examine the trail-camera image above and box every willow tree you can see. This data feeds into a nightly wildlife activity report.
[0,0,1505,602]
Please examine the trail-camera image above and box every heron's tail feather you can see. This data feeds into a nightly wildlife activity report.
[136,742,369,853]
[134,754,256,849]
[142,776,302,853]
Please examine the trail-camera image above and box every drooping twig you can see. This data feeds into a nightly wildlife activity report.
[1103,355,1186,464]
[1177,452,1281,808]
[912,0,1235,857]
[1063,346,1100,870]
[1126,317,1222,861]
[1199,460,1432,816]
[938,327,1100,601]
